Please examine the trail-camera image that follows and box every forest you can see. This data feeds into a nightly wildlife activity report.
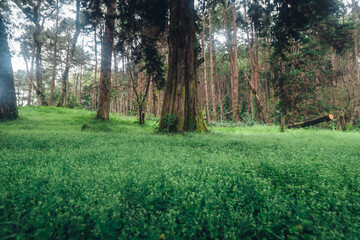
[1,0,360,239]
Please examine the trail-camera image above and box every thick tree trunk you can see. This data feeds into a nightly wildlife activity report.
[97,0,116,120]
[209,11,217,122]
[49,0,59,106]
[0,13,17,120]
[201,8,210,123]
[91,29,98,111]
[158,0,206,132]
[58,0,81,107]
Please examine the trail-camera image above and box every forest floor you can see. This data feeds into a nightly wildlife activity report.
[1,106,360,239]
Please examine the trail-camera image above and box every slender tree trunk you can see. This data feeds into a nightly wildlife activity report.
[137,63,142,116]
[58,0,81,107]
[153,80,157,116]
[213,50,224,120]
[91,29,98,111]
[128,62,133,116]
[34,30,47,106]
[97,0,116,120]
[122,57,127,115]
[0,12,17,120]
[49,0,59,106]
[27,44,35,106]
[112,52,119,112]
[158,0,206,132]
[231,1,240,123]
[352,0,360,84]
[209,11,217,121]
[202,8,210,123]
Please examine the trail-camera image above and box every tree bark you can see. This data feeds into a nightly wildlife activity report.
[112,51,119,112]
[97,0,116,120]
[158,0,206,132]
[231,1,240,123]
[209,11,217,121]
[0,12,17,120]
[201,7,210,123]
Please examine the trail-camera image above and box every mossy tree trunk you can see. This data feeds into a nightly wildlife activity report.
[0,12,17,120]
[96,0,116,120]
[158,0,206,132]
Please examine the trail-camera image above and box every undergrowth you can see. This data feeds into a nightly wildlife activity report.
[0,106,360,239]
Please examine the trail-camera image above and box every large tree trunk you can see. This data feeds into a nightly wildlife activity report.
[0,12,17,120]
[96,0,116,120]
[209,11,217,122]
[49,0,59,106]
[201,7,210,123]
[158,0,206,132]
[58,0,81,107]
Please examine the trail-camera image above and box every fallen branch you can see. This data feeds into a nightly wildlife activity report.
[287,114,334,128]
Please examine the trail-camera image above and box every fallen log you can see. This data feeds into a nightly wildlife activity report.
[287,114,334,129]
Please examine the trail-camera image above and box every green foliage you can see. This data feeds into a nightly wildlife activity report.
[157,113,177,133]
[1,107,360,239]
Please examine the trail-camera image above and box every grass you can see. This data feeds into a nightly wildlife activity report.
[1,106,360,239]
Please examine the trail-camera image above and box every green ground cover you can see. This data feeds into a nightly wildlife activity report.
[1,106,360,239]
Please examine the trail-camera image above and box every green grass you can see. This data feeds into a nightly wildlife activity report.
[1,106,360,239]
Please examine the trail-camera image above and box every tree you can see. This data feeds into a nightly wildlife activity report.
[57,0,82,107]
[201,2,210,123]
[0,8,17,120]
[158,0,207,132]
[49,0,59,105]
[96,0,116,120]
[13,0,55,106]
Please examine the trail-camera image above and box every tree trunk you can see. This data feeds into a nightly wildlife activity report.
[158,0,206,132]
[34,29,47,106]
[112,51,119,112]
[231,2,240,123]
[49,0,59,106]
[58,0,81,107]
[91,29,98,111]
[137,63,142,116]
[97,0,116,120]
[153,80,158,117]
[0,12,17,120]
[201,7,210,123]
[209,11,217,122]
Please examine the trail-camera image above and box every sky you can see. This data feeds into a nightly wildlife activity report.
[8,0,353,72]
